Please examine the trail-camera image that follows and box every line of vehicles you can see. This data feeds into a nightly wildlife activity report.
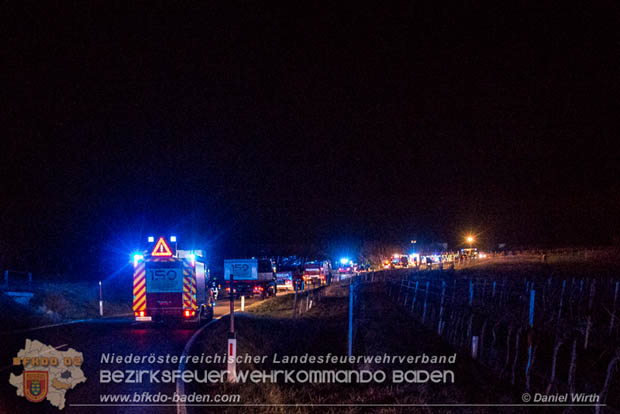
[130,236,482,325]
[382,248,480,269]
[131,236,356,325]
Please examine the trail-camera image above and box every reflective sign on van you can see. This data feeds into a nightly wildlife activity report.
[224,259,258,280]
[146,263,184,293]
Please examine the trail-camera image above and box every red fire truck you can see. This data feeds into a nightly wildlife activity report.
[303,260,332,285]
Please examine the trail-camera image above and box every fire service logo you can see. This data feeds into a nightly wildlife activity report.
[9,339,87,410]
[24,371,49,403]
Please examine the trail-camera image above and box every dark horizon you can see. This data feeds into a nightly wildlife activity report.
[2,2,620,277]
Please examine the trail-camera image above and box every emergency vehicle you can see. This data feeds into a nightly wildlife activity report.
[303,260,332,285]
[132,236,213,324]
[224,258,277,298]
[338,260,356,274]
[276,256,304,290]
[460,248,479,258]
[390,254,409,268]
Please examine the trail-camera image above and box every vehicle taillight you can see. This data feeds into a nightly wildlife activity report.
[135,311,145,317]
[183,310,195,318]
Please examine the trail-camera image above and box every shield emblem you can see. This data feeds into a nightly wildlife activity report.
[24,371,48,403]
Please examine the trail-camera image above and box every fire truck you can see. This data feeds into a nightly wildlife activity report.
[303,260,332,286]
[132,236,213,324]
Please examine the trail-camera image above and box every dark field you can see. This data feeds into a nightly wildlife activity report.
[181,259,620,412]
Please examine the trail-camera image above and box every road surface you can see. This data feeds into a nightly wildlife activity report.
[0,294,265,413]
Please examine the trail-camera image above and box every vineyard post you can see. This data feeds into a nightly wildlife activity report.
[451,279,456,305]
[557,280,566,324]
[438,280,446,335]
[511,327,523,385]
[525,288,535,390]
[348,277,354,357]
[545,339,564,394]
[293,279,298,317]
[499,279,505,307]
[584,279,596,350]
[596,350,620,414]
[472,335,479,359]
[567,338,577,395]
[411,280,419,313]
[610,281,619,336]
[422,280,430,324]
[479,319,488,361]
[404,280,410,306]
[467,280,474,339]
[568,278,575,316]
[528,289,535,327]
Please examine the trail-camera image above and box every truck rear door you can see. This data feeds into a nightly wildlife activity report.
[145,261,184,315]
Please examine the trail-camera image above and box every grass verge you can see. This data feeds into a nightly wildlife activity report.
[185,283,518,413]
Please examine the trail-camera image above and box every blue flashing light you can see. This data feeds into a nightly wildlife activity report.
[133,254,144,267]
[170,236,177,242]
[189,253,196,267]
[148,236,154,243]
[340,257,349,265]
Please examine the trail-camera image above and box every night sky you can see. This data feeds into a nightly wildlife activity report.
[2,2,620,276]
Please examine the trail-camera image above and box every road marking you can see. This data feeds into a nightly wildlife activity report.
[5,313,134,335]
[176,300,264,414]
[176,317,220,414]
[8,319,91,334]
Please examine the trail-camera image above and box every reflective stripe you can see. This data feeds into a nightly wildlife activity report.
[133,262,146,311]
[133,294,146,311]
[133,278,145,295]
[183,267,192,310]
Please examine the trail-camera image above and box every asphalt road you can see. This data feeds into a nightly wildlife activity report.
[0,295,265,414]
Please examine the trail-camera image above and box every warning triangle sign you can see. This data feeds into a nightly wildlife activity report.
[151,237,173,257]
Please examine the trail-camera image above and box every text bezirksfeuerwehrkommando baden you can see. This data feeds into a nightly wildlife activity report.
[100,369,455,384]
